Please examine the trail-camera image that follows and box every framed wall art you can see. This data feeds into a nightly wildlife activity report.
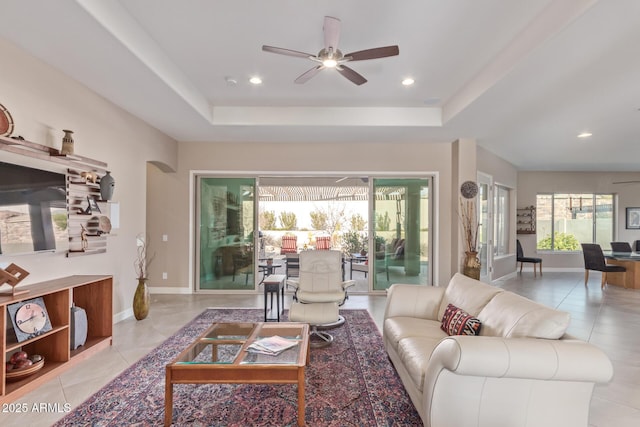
[626,207,640,229]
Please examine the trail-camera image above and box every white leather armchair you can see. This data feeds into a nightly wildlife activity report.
[288,250,354,346]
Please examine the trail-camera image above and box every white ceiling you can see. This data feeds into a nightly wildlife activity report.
[1,0,639,171]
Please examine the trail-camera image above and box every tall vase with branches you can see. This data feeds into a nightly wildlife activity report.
[459,181,481,279]
[133,234,155,320]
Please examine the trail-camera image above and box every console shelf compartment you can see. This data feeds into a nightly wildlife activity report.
[0,275,112,404]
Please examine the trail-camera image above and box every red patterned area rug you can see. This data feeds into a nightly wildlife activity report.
[54,309,421,426]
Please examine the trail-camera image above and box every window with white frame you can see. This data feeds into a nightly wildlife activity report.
[536,193,614,251]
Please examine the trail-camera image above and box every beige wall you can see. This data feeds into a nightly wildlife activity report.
[0,38,178,319]
[518,171,640,269]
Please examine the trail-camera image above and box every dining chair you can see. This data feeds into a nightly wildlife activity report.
[516,239,542,276]
[581,243,626,289]
[610,241,632,252]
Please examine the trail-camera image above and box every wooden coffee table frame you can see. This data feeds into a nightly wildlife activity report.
[165,322,309,426]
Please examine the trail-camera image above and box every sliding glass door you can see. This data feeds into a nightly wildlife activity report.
[196,177,256,291]
[372,178,431,290]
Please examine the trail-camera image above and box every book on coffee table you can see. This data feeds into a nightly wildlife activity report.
[246,335,298,356]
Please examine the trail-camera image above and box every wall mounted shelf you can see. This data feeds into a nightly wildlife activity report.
[0,134,111,256]
[517,206,536,234]
[0,135,106,172]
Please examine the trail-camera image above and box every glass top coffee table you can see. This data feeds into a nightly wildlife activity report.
[164,322,310,426]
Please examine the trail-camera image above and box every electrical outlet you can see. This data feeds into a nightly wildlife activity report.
[162,234,168,242]
[162,272,167,280]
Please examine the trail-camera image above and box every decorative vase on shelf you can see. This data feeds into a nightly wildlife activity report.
[100,171,115,201]
[133,278,150,320]
[463,251,481,280]
[60,129,74,155]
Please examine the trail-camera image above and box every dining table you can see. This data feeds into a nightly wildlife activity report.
[604,251,640,289]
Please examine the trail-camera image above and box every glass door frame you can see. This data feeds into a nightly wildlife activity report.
[191,172,435,293]
[478,172,493,283]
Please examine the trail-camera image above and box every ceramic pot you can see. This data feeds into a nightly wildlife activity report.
[100,171,115,201]
[61,129,74,155]
[463,251,481,280]
[133,278,150,320]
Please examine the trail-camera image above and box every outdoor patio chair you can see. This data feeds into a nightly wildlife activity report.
[315,236,331,250]
[280,235,298,254]
[232,250,253,285]
[285,253,300,280]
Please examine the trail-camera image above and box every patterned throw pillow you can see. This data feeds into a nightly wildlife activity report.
[440,303,482,336]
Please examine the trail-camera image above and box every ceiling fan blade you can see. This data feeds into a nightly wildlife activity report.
[323,16,341,50]
[295,65,324,84]
[262,45,314,59]
[345,45,399,61]
[336,65,367,85]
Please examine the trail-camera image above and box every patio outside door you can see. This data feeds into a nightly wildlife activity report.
[196,177,256,291]
[372,178,431,290]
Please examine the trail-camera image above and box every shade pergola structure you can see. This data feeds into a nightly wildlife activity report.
[257,184,406,203]
[258,185,369,202]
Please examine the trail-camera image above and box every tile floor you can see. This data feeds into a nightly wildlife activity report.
[1,271,639,426]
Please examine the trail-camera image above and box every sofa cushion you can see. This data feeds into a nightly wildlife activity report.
[477,292,571,339]
[384,317,446,351]
[440,304,482,336]
[437,273,503,320]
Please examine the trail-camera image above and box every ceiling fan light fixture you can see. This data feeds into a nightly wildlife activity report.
[322,58,338,68]
[262,16,399,85]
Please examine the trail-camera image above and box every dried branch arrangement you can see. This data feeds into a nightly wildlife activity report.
[459,198,479,253]
[134,234,156,280]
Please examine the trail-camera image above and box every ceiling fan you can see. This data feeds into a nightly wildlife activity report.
[262,16,399,86]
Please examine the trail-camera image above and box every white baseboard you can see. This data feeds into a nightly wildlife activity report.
[114,308,133,323]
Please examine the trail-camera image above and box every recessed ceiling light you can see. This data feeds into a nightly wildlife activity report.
[249,76,262,85]
[402,78,415,86]
[577,132,592,138]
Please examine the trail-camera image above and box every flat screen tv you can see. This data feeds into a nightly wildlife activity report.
[0,161,68,255]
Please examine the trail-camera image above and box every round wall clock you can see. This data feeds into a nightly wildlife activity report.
[8,297,53,342]
[460,181,479,199]
[0,102,15,137]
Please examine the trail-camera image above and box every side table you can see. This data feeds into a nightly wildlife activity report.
[262,274,286,321]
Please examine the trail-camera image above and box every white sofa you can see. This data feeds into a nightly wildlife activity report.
[383,273,613,427]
